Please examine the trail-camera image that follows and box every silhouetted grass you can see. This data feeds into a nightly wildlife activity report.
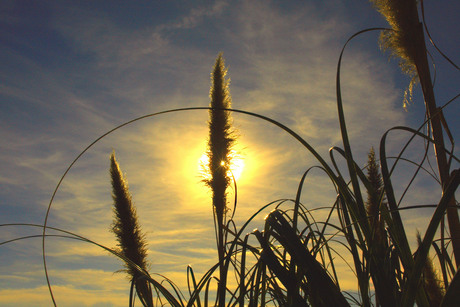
[371,0,460,268]
[205,53,236,306]
[110,152,153,306]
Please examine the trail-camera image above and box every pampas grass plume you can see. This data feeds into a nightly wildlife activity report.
[110,152,152,306]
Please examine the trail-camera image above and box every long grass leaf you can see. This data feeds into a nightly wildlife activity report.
[402,169,460,306]
[266,210,350,306]
[441,269,460,307]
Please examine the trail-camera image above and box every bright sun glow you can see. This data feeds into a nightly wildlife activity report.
[198,150,245,182]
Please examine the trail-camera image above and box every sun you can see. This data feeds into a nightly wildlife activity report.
[227,152,245,181]
[198,150,245,182]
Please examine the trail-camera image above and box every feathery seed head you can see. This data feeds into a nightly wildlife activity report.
[206,53,236,216]
[110,153,153,306]
[370,0,420,108]
[110,153,149,276]
[416,233,445,306]
[370,0,419,74]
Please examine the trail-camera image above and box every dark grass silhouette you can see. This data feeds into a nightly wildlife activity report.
[364,147,398,306]
[205,53,236,306]
[110,153,153,306]
[371,0,460,268]
[416,232,445,307]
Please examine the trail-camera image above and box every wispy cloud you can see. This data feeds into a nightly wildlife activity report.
[0,284,128,307]
[157,0,228,31]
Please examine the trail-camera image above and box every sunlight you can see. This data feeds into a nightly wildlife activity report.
[198,150,245,182]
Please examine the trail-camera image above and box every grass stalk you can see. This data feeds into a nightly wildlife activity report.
[206,53,236,306]
[365,147,398,306]
[370,0,460,268]
[110,152,153,307]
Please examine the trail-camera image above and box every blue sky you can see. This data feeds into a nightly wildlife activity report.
[1,0,459,306]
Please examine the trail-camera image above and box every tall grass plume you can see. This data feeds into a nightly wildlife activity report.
[365,147,386,243]
[205,53,236,305]
[370,0,419,108]
[206,53,235,218]
[110,152,153,306]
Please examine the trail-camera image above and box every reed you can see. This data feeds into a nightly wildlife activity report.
[110,152,153,307]
[370,0,460,267]
[365,147,398,306]
[205,53,236,306]
[370,0,419,108]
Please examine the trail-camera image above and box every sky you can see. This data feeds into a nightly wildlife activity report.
[0,0,459,306]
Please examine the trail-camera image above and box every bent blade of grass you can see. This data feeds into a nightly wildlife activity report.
[330,145,398,303]
[379,128,424,266]
[5,225,183,306]
[265,210,350,306]
[431,241,451,289]
[335,28,388,242]
[441,268,460,307]
[327,147,374,302]
[253,230,299,302]
[402,169,460,306]
[237,234,250,307]
[380,125,459,305]
[187,266,202,307]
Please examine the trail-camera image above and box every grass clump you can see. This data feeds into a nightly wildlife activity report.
[371,0,460,274]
